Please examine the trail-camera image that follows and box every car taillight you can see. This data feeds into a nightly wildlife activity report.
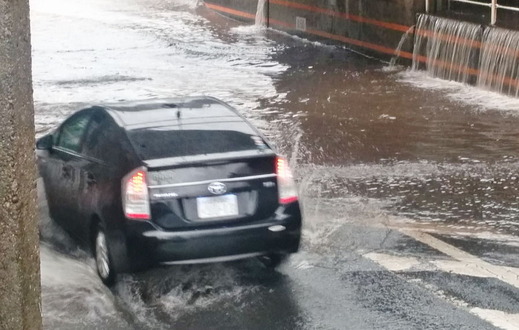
[276,157,298,204]
[122,166,151,220]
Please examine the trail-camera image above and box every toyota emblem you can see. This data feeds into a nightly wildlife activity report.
[208,182,227,195]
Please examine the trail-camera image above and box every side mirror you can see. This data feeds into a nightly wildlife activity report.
[36,134,53,150]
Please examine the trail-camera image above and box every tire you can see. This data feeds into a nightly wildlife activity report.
[259,253,288,269]
[94,223,116,286]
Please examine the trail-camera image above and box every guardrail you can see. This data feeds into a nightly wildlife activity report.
[425,0,519,25]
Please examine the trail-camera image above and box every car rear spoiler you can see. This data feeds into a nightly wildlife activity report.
[144,149,277,170]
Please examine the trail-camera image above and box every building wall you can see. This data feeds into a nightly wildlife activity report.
[204,0,426,61]
[204,0,519,93]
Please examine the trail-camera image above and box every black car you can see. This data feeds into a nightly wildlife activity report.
[36,97,302,285]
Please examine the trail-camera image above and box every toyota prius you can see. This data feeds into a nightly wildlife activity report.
[36,97,302,285]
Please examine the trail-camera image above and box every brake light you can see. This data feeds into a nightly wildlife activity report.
[276,157,298,204]
[122,167,151,220]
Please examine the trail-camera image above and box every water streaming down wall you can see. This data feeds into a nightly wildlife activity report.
[478,27,519,96]
[390,26,415,67]
[412,14,519,97]
[412,15,482,85]
[255,0,266,27]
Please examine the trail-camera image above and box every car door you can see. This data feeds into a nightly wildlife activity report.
[47,110,93,235]
[77,111,134,239]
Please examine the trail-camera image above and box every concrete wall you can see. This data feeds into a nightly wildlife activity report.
[0,0,42,328]
[204,0,426,61]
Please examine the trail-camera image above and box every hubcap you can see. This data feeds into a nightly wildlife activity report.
[95,230,110,279]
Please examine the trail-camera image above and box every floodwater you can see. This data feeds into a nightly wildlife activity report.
[31,0,519,328]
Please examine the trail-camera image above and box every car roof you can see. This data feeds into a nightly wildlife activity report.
[100,96,247,130]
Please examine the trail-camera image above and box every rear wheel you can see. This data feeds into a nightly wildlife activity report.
[95,224,116,286]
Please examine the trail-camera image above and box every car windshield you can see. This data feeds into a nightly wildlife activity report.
[127,125,265,160]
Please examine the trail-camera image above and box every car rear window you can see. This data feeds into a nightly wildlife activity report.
[127,125,267,160]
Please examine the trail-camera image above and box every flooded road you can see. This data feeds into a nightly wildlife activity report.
[32,0,519,328]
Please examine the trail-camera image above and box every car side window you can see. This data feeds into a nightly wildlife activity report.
[56,112,91,153]
[82,112,128,164]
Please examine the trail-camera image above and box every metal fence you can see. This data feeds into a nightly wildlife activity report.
[425,0,519,25]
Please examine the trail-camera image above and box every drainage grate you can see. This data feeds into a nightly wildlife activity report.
[296,16,307,31]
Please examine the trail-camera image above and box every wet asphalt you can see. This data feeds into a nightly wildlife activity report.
[32,0,519,328]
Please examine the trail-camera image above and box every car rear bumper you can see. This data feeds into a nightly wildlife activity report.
[126,211,301,265]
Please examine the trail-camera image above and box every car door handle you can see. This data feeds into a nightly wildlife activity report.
[86,172,97,186]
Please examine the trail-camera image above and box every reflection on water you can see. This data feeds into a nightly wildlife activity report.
[31,0,287,135]
[297,161,519,234]
[259,41,519,235]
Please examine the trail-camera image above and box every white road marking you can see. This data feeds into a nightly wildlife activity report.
[400,229,519,289]
[431,259,498,278]
[363,252,423,272]
[470,309,519,330]
[365,229,519,330]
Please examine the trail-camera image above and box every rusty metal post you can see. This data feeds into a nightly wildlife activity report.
[0,0,42,328]
[491,0,497,24]
[266,0,270,28]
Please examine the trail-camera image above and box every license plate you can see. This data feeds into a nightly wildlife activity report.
[196,194,239,219]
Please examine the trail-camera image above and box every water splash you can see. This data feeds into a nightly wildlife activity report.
[114,263,260,328]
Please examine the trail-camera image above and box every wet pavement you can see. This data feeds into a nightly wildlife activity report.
[32,0,519,328]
